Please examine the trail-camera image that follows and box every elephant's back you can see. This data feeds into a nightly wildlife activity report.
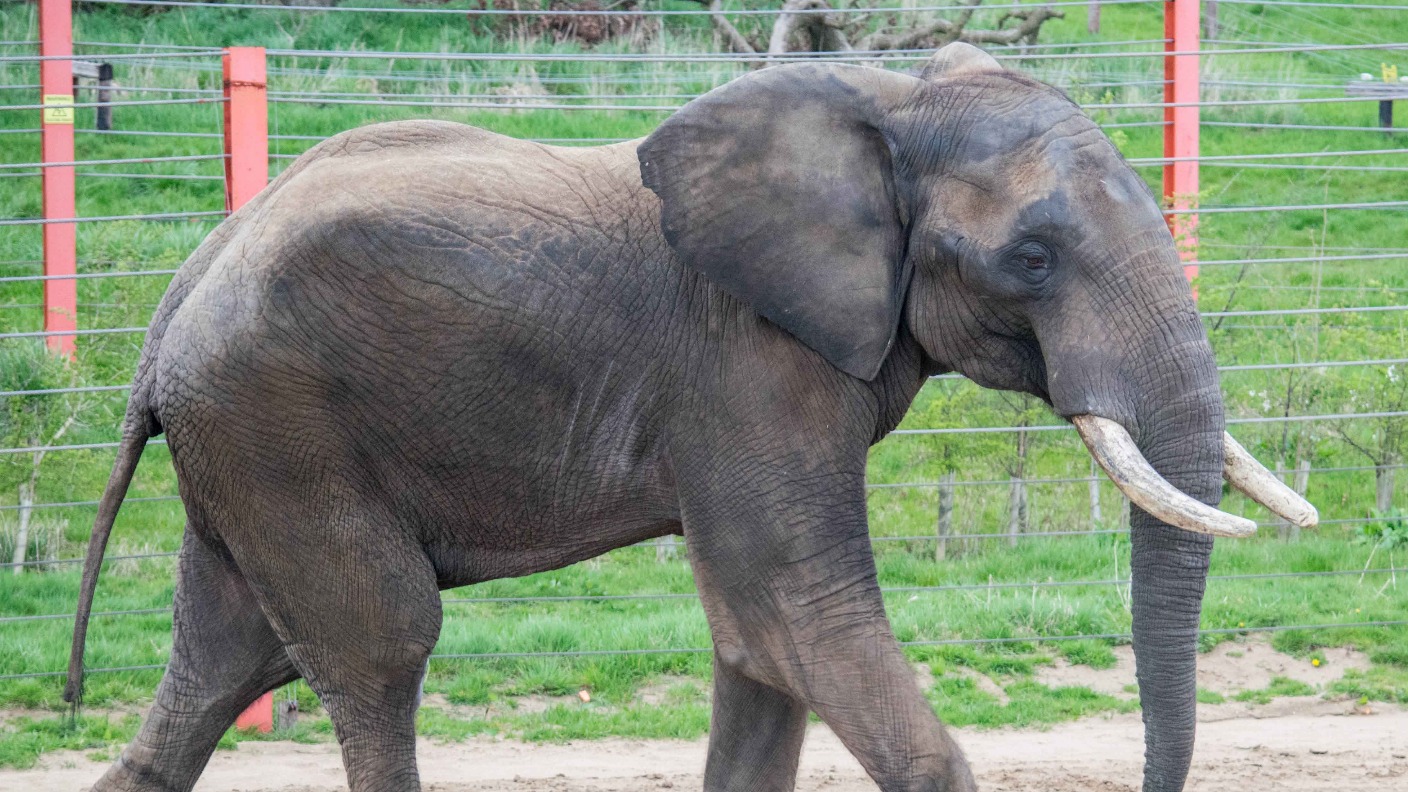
[149,118,677,511]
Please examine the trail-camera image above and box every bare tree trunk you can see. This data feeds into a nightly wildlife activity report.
[1088,457,1102,528]
[1007,425,1029,546]
[1087,0,1100,34]
[769,0,852,57]
[11,419,70,573]
[1376,457,1397,512]
[1007,476,1028,547]
[935,471,955,562]
[12,482,33,574]
[1290,459,1310,540]
[1275,462,1291,541]
[1275,459,1312,540]
[1120,495,1131,530]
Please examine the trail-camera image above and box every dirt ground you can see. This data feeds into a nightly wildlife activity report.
[7,636,1405,792]
[6,702,1403,792]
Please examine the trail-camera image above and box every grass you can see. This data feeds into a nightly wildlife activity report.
[1233,676,1317,705]
[1,0,1407,768]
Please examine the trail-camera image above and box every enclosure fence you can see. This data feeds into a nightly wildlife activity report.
[2,0,1407,724]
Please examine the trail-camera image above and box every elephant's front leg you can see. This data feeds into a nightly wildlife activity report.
[680,448,975,792]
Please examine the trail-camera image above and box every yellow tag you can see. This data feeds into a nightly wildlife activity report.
[1384,63,1400,83]
[42,94,74,125]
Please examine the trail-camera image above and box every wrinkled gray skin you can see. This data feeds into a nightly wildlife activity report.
[69,45,1222,792]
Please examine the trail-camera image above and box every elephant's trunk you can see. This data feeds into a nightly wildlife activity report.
[1116,327,1225,792]
[1126,361,1224,792]
[1043,241,1226,790]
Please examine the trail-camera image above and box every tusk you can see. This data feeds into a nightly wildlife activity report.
[1072,415,1256,538]
[1222,432,1319,529]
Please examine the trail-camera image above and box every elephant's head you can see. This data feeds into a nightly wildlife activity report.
[639,43,1317,791]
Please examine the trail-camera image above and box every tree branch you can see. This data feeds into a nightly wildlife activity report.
[853,1,1062,52]
[682,0,762,57]
[768,0,853,57]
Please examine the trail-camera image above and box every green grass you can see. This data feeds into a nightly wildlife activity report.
[0,714,140,771]
[1233,676,1318,705]
[1,0,1407,768]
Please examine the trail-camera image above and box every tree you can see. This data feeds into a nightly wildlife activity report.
[1,345,88,572]
[1328,363,1408,514]
[688,0,1064,65]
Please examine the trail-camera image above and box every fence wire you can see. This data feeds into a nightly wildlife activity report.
[5,621,1404,681]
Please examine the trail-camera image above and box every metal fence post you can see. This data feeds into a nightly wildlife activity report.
[223,46,273,735]
[222,47,268,214]
[39,0,77,359]
[1164,0,1200,286]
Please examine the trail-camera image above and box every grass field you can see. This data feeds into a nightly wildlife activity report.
[1,0,1406,769]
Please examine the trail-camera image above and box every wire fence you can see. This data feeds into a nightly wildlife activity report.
[2,0,1406,702]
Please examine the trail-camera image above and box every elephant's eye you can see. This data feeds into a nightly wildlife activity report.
[1009,242,1053,282]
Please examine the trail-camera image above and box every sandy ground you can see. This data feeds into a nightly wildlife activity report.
[8,702,1405,792]
[7,637,1404,791]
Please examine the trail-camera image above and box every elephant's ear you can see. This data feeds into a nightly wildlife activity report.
[638,64,923,381]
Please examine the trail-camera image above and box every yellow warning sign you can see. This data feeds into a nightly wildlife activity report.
[42,94,73,125]
[1383,63,1399,83]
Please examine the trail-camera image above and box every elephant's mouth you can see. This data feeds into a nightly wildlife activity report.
[1071,415,1318,538]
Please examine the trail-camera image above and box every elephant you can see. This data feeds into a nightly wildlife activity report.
[64,42,1316,792]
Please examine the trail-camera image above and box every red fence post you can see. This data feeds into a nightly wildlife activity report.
[1164,0,1201,286]
[39,0,77,359]
[223,46,273,735]
[222,47,268,213]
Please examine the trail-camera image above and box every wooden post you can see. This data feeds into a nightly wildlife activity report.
[654,535,678,561]
[95,62,112,131]
[222,47,268,213]
[1087,0,1100,34]
[72,61,113,131]
[224,47,272,734]
[1345,81,1406,133]
[39,0,77,359]
[1164,0,1200,286]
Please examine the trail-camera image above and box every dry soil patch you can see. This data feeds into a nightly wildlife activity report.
[7,706,1404,792]
[1036,634,1370,700]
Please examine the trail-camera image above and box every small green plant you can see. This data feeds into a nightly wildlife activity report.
[1196,689,1226,705]
[1355,508,1408,550]
[1233,676,1316,705]
[1355,508,1408,589]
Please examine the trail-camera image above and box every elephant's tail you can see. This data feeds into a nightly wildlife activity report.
[63,406,153,717]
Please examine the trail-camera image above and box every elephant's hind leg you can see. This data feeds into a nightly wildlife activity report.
[93,531,297,792]
[229,501,442,792]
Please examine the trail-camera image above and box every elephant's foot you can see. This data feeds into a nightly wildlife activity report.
[92,533,297,792]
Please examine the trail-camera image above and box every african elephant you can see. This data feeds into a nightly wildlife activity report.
[66,43,1315,792]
